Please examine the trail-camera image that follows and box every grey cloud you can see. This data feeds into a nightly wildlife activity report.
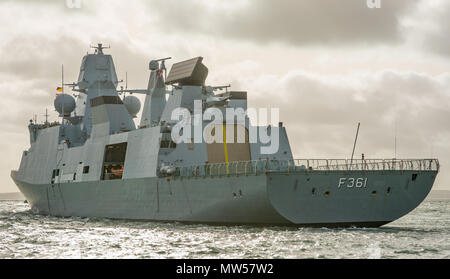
[148,0,411,46]
[0,0,96,13]
[423,3,450,56]
[239,70,450,167]
[0,36,86,80]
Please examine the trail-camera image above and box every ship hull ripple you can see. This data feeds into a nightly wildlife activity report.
[11,170,437,227]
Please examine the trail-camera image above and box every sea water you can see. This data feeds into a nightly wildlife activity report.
[0,200,448,259]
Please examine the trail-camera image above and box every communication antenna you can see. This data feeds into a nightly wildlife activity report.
[120,72,128,99]
[61,64,65,125]
[394,120,397,159]
[350,122,361,169]
[44,108,49,124]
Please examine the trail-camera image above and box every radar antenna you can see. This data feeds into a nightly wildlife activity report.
[90,43,110,54]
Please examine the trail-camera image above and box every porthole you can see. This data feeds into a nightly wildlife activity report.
[386,187,391,194]
[372,191,377,196]
[324,191,330,197]
[312,188,316,195]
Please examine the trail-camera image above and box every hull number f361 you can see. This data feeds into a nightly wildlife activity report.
[338,177,368,188]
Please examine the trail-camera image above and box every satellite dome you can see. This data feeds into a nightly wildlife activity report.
[54,94,76,116]
[123,95,141,117]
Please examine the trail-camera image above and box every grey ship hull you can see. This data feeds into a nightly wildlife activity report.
[11,169,437,227]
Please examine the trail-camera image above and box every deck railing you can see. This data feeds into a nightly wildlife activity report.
[169,159,439,178]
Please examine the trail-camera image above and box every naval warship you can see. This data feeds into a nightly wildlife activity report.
[11,44,439,227]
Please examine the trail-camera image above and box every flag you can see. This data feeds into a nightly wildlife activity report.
[56,87,63,92]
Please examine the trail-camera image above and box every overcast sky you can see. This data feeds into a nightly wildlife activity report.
[0,0,449,192]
